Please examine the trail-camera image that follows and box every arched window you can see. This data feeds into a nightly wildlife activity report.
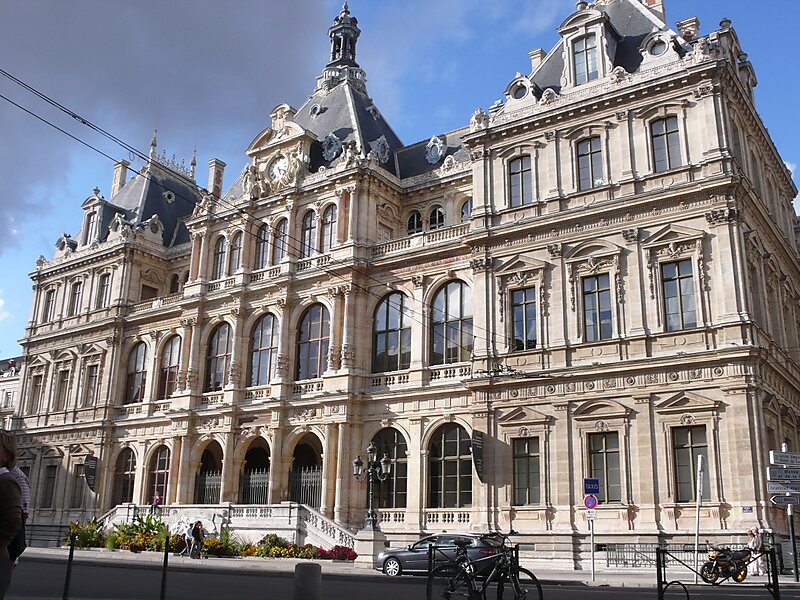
[373,428,408,508]
[68,281,83,316]
[84,211,98,245]
[42,289,56,322]
[114,448,136,505]
[428,206,445,230]
[272,219,287,265]
[249,314,278,386]
[428,423,472,508]
[211,237,226,280]
[301,211,318,258]
[205,323,232,391]
[573,34,598,84]
[460,199,472,223]
[158,336,181,399]
[169,274,180,294]
[228,232,242,274]
[430,281,473,365]
[407,211,423,235]
[148,445,170,501]
[255,225,270,270]
[372,293,412,373]
[321,205,338,253]
[296,304,330,380]
[124,342,147,405]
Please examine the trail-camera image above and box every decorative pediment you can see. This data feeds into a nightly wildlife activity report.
[18,447,37,460]
[497,405,551,427]
[246,104,315,158]
[655,391,719,415]
[573,399,630,421]
[565,239,621,261]
[641,224,705,249]
[42,445,64,459]
[557,7,605,33]
[495,255,549,281]
[68,443,94,456]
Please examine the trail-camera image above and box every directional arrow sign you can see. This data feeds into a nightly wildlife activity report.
[767,467,800,481]
[772,495,800,506]
[770,451,800,466]
[767,482,800,494]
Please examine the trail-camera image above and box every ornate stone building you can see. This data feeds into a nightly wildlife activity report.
[13,0,800,565]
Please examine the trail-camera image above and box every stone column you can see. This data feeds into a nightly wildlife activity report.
[334,422,349,523]
[196,229,210,282]
[167,437,181,504]
[346,186,358,243]
[188,233,202,282]
[228,306,245,391]
[267,427,284,503]
[132,442,148,504]
[320,423,338,518]
[340,290,359,373]
[406,417,424,531]
[174,433,193,503]
[326,288,344,373]
[409,278,427,373]
[219,431,237,502]
[187,318,203,394]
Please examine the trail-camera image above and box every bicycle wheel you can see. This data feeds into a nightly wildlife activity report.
[510,567,542,600]
[428,564,476,600]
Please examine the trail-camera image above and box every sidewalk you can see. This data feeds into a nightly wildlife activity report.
[10,546,800,594]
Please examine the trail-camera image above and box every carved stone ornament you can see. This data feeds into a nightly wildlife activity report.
[622,228,639,245]
[470,108,489,132]
[322,133,342,161]
[426,136,446,164]
[370,135,390,164]
[705,208,739,227]
[540,88,558,106]
[341,344,356,366]
[610,66,628,84]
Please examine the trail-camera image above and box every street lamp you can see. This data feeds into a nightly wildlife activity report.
[352,441,392,530]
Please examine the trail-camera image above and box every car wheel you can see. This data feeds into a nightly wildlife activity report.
[383,557,402,577]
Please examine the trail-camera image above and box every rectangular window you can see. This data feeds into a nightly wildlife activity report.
[511,287,537,351]
[83,364,99,408]
[509,156,533,207]
[582,274,612,342]
[652,116,682,172]
[661,259,697,331]
[71,463,85,508]
[96,274,111,309]
[54,370,70,411]
[574,34,598,84]
[512,437,541,505]
[42,290,56,322]
[577,137,603,190]
[588,432,621,503]
[68,282,82,316]
[41,465,58,508]
[673,425,710,502]
[28,374,43,414]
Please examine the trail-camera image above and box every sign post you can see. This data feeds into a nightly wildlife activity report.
[693,454,704,584]
[583,480,599,583]
[780,443,800,582]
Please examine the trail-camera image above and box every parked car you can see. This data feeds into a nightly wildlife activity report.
[375,533,504,577]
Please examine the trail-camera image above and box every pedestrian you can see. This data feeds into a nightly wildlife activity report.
[0,430,23,599]
[754,528,767,576]
[7,467,29,565]
[150,491,162,515]
[179,522,193,557]
[747,529,759,576]
[190,521,205,559]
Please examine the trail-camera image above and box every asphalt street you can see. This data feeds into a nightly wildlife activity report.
[6,556,800,600]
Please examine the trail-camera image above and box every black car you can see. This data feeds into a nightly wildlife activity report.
[375,533,504,577]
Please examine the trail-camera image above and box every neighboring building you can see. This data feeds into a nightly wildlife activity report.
[0,358,21,430]
[13,0,800,566]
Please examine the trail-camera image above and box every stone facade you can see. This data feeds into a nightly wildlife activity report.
[12,1,800,566]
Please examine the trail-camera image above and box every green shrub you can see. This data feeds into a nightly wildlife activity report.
[66,520,106,548]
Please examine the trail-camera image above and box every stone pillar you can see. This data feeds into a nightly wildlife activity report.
[228,307,245,390]
[346,187,358,243]
[267,427,284,503]
[326,289,344,372]
[189,233,203,282]
[167,437,181,504]
[334,422,349,523]
[409,279,427,373]
[132,442,148,504]
[320,423,338,518]
[175,434,193,504]
[340,290,359,373]
[187,318,203,393]
[406,417,424,531]
[219,431,237,502]
[196,230,210,283]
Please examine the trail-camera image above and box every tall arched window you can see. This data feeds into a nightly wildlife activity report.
[158,336,181,399]
[296,304,330,380]
[301,211,318,258]
[428,423,472,508]
[228,232,242,274]
[373,293,412,373]
[428,206,445,230]
[124,342,147,405]
[407,211,422,235]
[430,281,473,365]
[205,323,232,391]
[68,281,83,316]
[373,428,408,508]
[460,199,472,223]
[321,205,338,253]
[573,34,598,84]
[42,289,56,322]
[114,448,136,505]
[255,225,270,270]
[272,219,287,265]
[211,237,226,280]
[249,314,278,386]
[148,445,170,501]
[169,274,180,294]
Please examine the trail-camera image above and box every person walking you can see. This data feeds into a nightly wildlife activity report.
[747,529,759,576]
[8,467,29,565]
[179,522,193,557]
[150,491,162,516]
[190,521,205,559]
[0,430,23,599]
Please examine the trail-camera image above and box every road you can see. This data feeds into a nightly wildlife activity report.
[6,556,800,600]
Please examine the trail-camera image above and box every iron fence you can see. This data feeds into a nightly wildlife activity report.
[240,468,269,504]
[194,470,221,504]
[289,467,322,509]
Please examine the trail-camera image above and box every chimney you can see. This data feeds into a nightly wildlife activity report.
[207,159,226,198]
[640,0,665,21]
[111,160,130,197]
[529,48,546,73]
[676,16,700,42]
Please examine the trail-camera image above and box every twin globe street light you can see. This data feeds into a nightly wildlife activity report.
[352,442,392,530]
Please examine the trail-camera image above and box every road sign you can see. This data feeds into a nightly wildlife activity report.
[584,478,600,495]
[584,495,598,509]
[586,509,597,520]
[771,451,800,466]
[767,482,800,494]
[767,467,800,481]
[772,495,800,506]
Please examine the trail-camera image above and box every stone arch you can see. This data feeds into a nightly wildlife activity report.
[239,436,272,504]
[194,438,224,504]
[286,430,324,509]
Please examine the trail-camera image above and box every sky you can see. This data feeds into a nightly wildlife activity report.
[0,0,796,358]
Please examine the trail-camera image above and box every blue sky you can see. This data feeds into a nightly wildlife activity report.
[0,0,796,358]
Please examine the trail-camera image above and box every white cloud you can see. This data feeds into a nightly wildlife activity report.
[0,292,11,323]
[786,161,797,177]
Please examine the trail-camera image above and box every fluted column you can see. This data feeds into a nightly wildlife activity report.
[326,288,344,372]
[187,318,203,393]
[227,306,245,390]
[267,427,284,503]
[219,431,237,502]
[167,437,181,504]
[175,434,193,503]
[196,229,210,282]
[334,422,348,523]
[320,423,338,518]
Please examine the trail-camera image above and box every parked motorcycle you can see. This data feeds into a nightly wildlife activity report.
[700,542,751,584]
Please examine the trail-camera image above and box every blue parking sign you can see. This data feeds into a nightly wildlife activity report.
[584,478,600,495]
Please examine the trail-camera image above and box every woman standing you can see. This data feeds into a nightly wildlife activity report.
[0,431,22,599]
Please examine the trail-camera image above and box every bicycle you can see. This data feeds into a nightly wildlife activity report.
[427,533,543,600]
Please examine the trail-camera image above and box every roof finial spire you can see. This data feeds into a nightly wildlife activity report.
[190,146,197,179]
[149,129,158,160]
[342,1,349,14]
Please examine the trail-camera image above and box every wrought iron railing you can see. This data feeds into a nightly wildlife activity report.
[289,467,322,509]
[240,468,269,504]
[195,470,221,504]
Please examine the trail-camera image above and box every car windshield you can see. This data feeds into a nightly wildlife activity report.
[481,535,504,548]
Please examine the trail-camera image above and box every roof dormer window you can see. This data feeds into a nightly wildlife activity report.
[574,34,598,84]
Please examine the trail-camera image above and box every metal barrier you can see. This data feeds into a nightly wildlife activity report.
[655,546,781,600]
[27,523,69,547]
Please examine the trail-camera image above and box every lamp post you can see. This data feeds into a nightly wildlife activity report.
[352,442,392,531]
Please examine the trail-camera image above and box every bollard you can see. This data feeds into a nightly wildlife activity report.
[62,533,76,600]
[294,562,322,600]
[160,535,170,600]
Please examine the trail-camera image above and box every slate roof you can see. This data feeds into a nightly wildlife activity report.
[396,128,470,180]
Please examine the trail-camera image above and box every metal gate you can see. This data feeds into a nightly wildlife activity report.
[289,467,322,509]
[195,470,221,504]
[240,468,270,504]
